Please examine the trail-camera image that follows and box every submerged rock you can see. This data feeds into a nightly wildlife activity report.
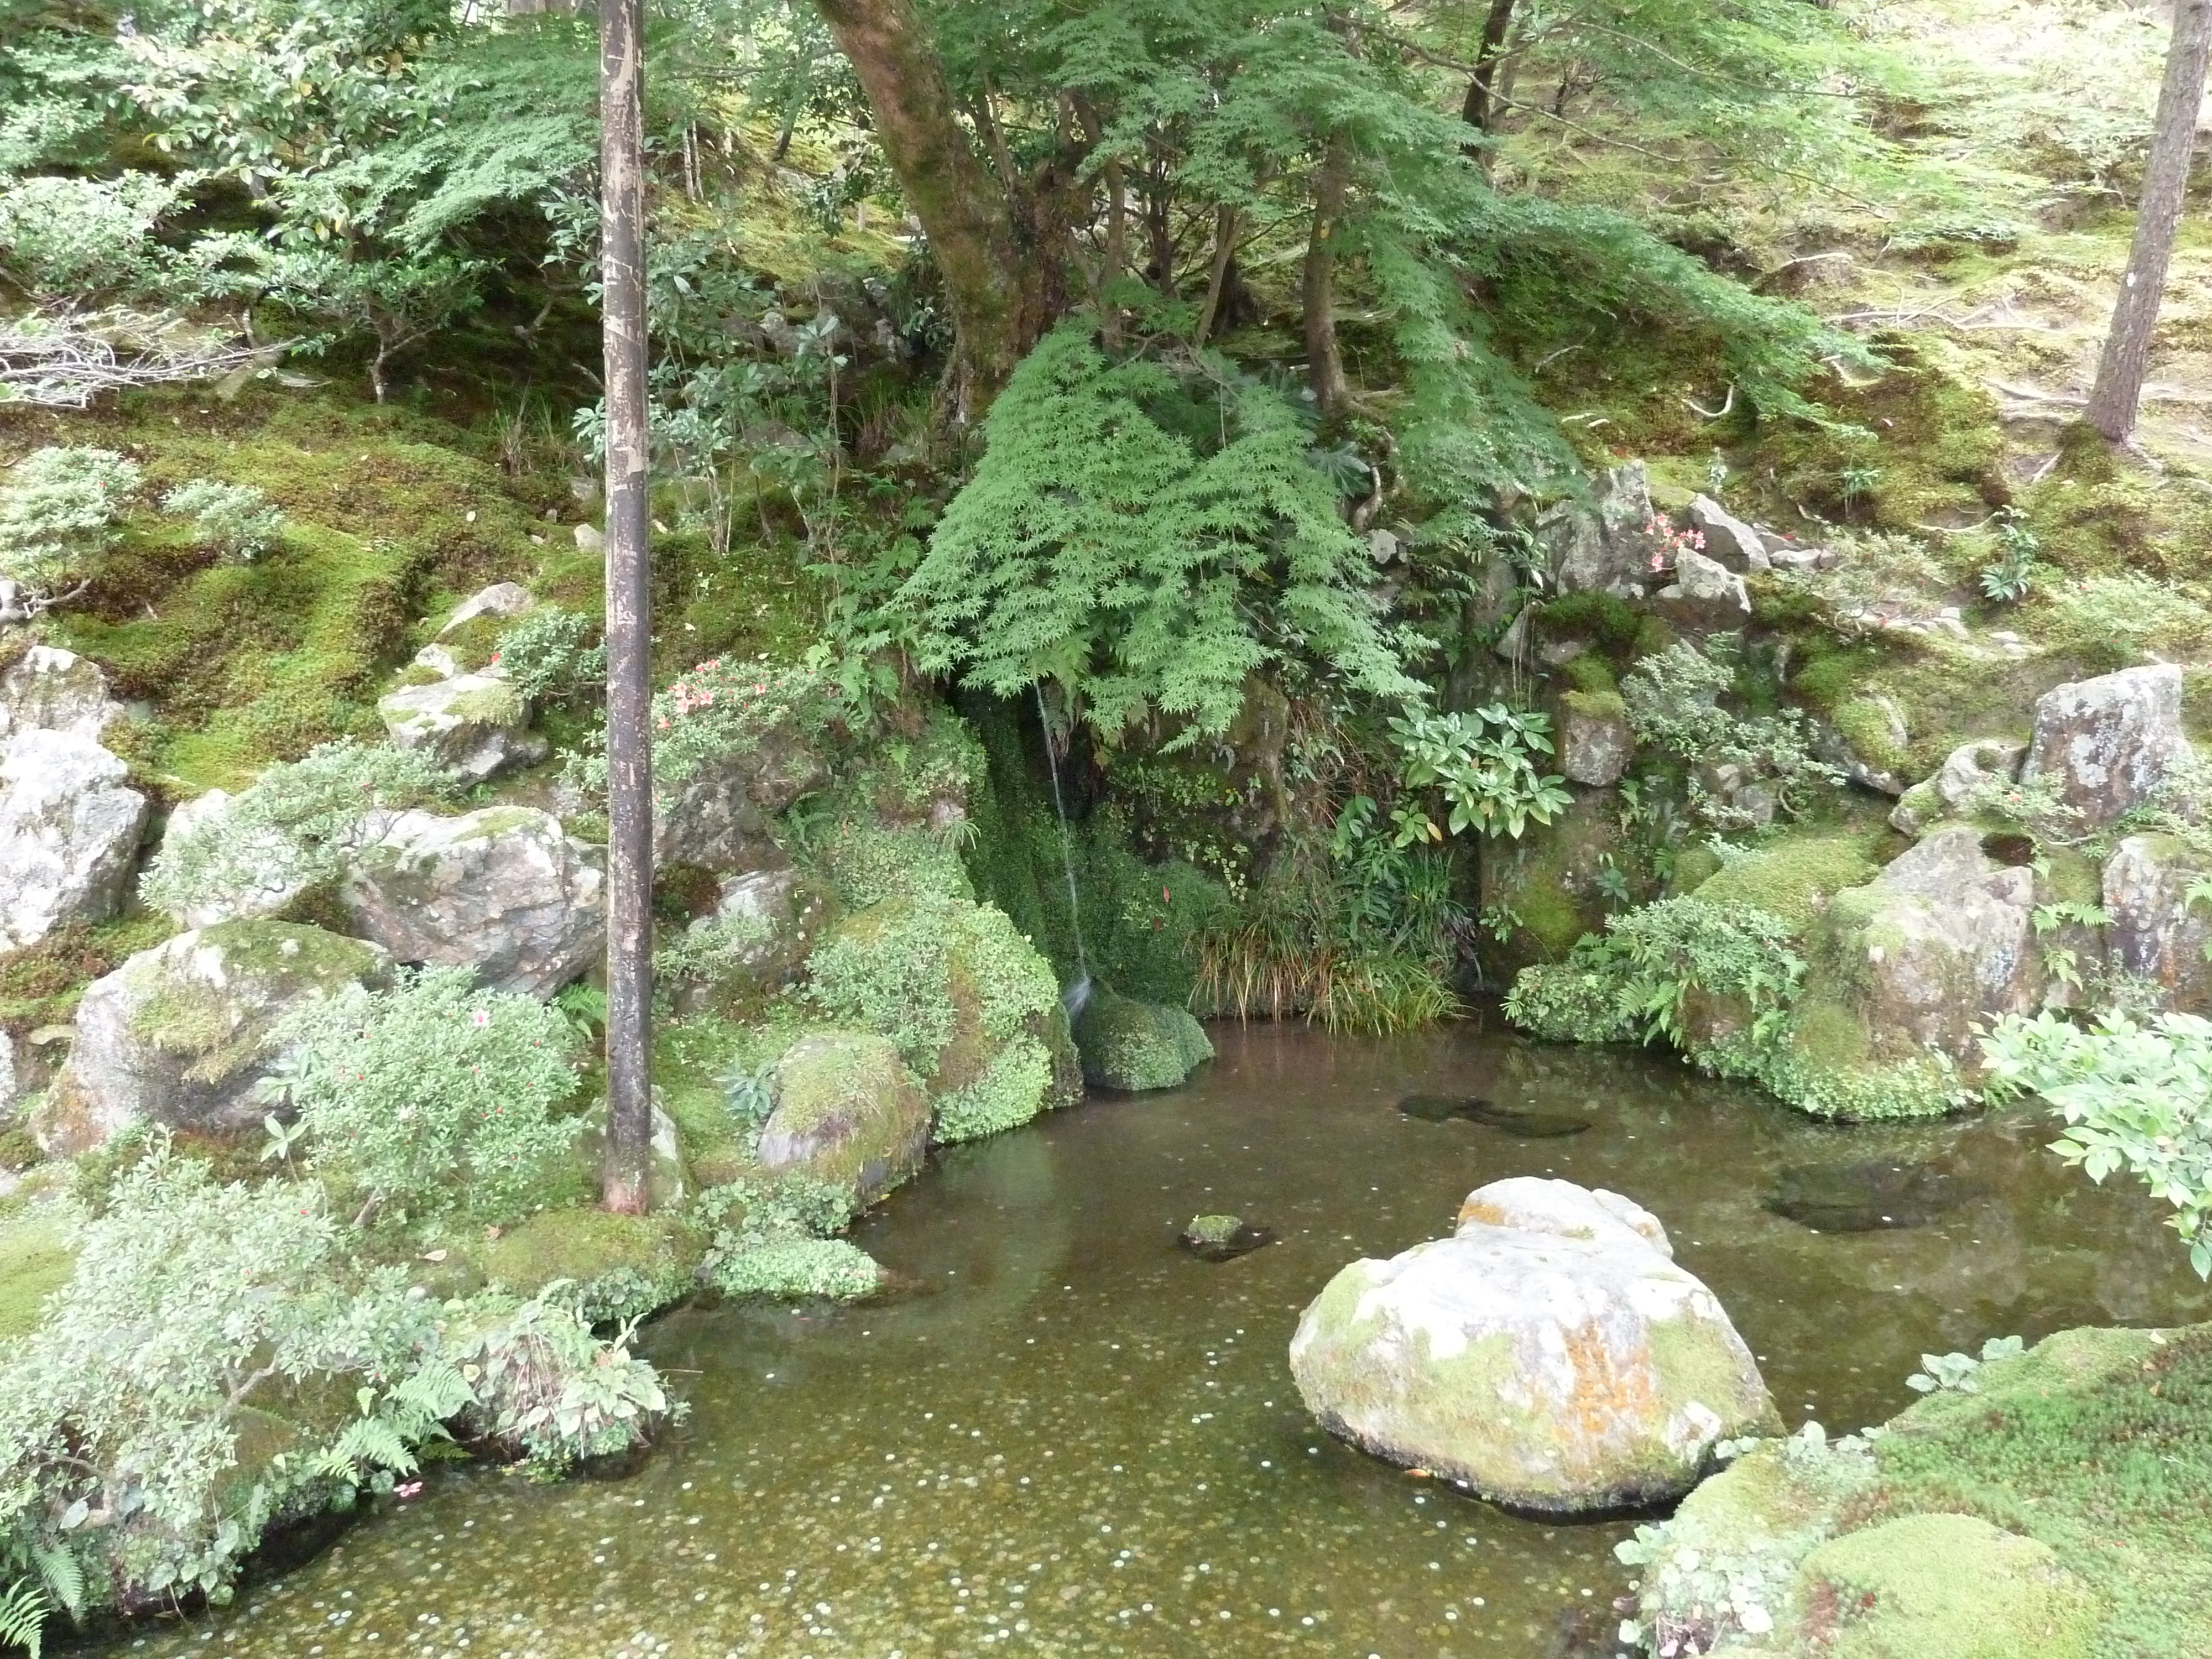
[1180,1213,1272,1261]
[2022,662,2188,827]
[1764,1156,1966,1232]
[340,805,606,998]
[35,922,393,1155]
[1289,1177,1778,1514]
[0,728,149,950]
[377,672,546,784]
[1073,985,1213,1092]
[1396,1094,1591,1137]
[757,1031,930,1205]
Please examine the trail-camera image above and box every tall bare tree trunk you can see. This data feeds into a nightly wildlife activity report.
[1194,205,1240,346]
[599,0,653,1214]
[2087,0,2212,444]
[1458,0,1518,143]
[1303,133,1352,416]
[813,0,1033,418]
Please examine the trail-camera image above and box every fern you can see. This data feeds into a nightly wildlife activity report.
[24,1546,75,1623]
[906,325,1422,743]
[0,1580,44,1659]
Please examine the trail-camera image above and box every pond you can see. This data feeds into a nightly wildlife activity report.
[108,1024,2212,1659]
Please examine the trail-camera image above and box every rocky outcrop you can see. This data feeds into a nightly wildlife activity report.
[1890,738,2028,836]
[1557,690,1631,787]
[0,729,149,950]
[1288,1177,1778,1514]
[0,646,121,739]
[1535,463,1659,598]
[756,1031,930,1204]
[1072,985,1213,1092]
[654,726,826,871]
[1809,826,2041,1072]
[2022,664,2187,827]
[437,581,534,637]
[1655,547,1752,624]
[2103,833,2212,1015]
[1684,495,1770,572]
[34,922,393,1155]
[667,866,831,1011]
[155,786,333,930]
[378,672,545,784]
[340,806,605,998]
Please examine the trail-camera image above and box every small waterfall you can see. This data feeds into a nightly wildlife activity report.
[1036,684,1093,1019]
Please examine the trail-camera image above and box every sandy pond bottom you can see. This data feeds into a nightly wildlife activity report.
[108,1025,2212,1659]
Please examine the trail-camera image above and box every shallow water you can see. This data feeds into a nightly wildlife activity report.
[110,1025,2212,1659]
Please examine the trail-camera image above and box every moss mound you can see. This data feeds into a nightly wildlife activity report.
[478,1207,701,1326]
[1692,836,1884,933]
[1795,1512,2099,1659]
[0,1209,75,1340]
[1073,985,1213,1092]
[760,1030,929,1202]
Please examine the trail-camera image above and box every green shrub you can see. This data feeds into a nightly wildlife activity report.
[490,607,603,702]
[709,1237,880,1300]
[262,967,582,1225]
[694,1175,878,1302]
[1502,954,1636,1044]
[139,740,451,924]
[0,447,140,617]
[1620,642,1840,827]
[160,479,284,562]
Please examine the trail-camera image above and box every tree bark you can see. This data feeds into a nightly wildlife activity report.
[812,0,1032,417]
[1303,132,1352,416]
[1458,0,1518,140]
[2087,0,2212,444]
[1194,204,1239,345]
[599,0,653,1215]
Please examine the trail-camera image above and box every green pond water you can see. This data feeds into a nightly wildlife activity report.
[109,1025,2212,1659]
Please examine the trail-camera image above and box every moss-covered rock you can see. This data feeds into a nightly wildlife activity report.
[1691,836,1882,933]
[478,1206,702,1326]
[757,1031,929,1203]
[1478,792,1625,972]
[1073,985,1212,1092]
[1793,1513,2099,1659]
[35,921,392,1155]
[807,893,1072,1144]
[1290,1178,1777,1514]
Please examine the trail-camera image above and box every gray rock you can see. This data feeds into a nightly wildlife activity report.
[1290,1178,1777,1514]
[34,922,393,1156]
[377,672,546,784]
[1535,463,1659,598]
[341,806,606,999]
[757,1031,930,1205]
[1890,738,2027,836]
[0,646,119,739]
[437,581,534,638]
[1696,760,1778,828]
[667,866,831,1011]
[1656,548,1752,623]
[1821,695,1913,797]
[411,643,461,679]
[654,729,827,871]
[0,730,149,949]
[1367,528,1401,566]
[573,522,606,553]
[1558,692,1632,787]
[2022,664,2188,827]
[2104,834,2212,1014]
[1767,544,1838,573]
[1686,495,1770,572]
[1817,826,2042,1069]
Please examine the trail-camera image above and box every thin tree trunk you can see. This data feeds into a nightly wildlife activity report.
[1194,204,1239,345]
[2087,0,2212,444]
[813,0,1031,417]
[1458,0,1517,146]
[1145,164,1176,295]
[599,0,654,1215]
[1303,133,1352,416]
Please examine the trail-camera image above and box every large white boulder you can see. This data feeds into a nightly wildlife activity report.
[1289,1177,1778,1513]
[34,922,393,1155]
[340,806,605,998]
[2022,663,2188,827]
[0,729,149,949]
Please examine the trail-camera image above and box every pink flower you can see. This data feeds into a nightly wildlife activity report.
[472,1009,489,1028]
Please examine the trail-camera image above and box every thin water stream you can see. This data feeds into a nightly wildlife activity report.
[109,1025,2212,1659]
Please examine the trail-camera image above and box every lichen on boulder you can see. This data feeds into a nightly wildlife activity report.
[1073,984,1212,1092]
[35,921,393,1156]
[1289,1177,1778,1514]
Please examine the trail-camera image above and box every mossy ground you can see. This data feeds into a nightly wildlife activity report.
[0,1208,74,1339]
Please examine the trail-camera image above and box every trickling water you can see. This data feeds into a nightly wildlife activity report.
[105,1025,2212,1658]
[1035,683,1092,1018]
